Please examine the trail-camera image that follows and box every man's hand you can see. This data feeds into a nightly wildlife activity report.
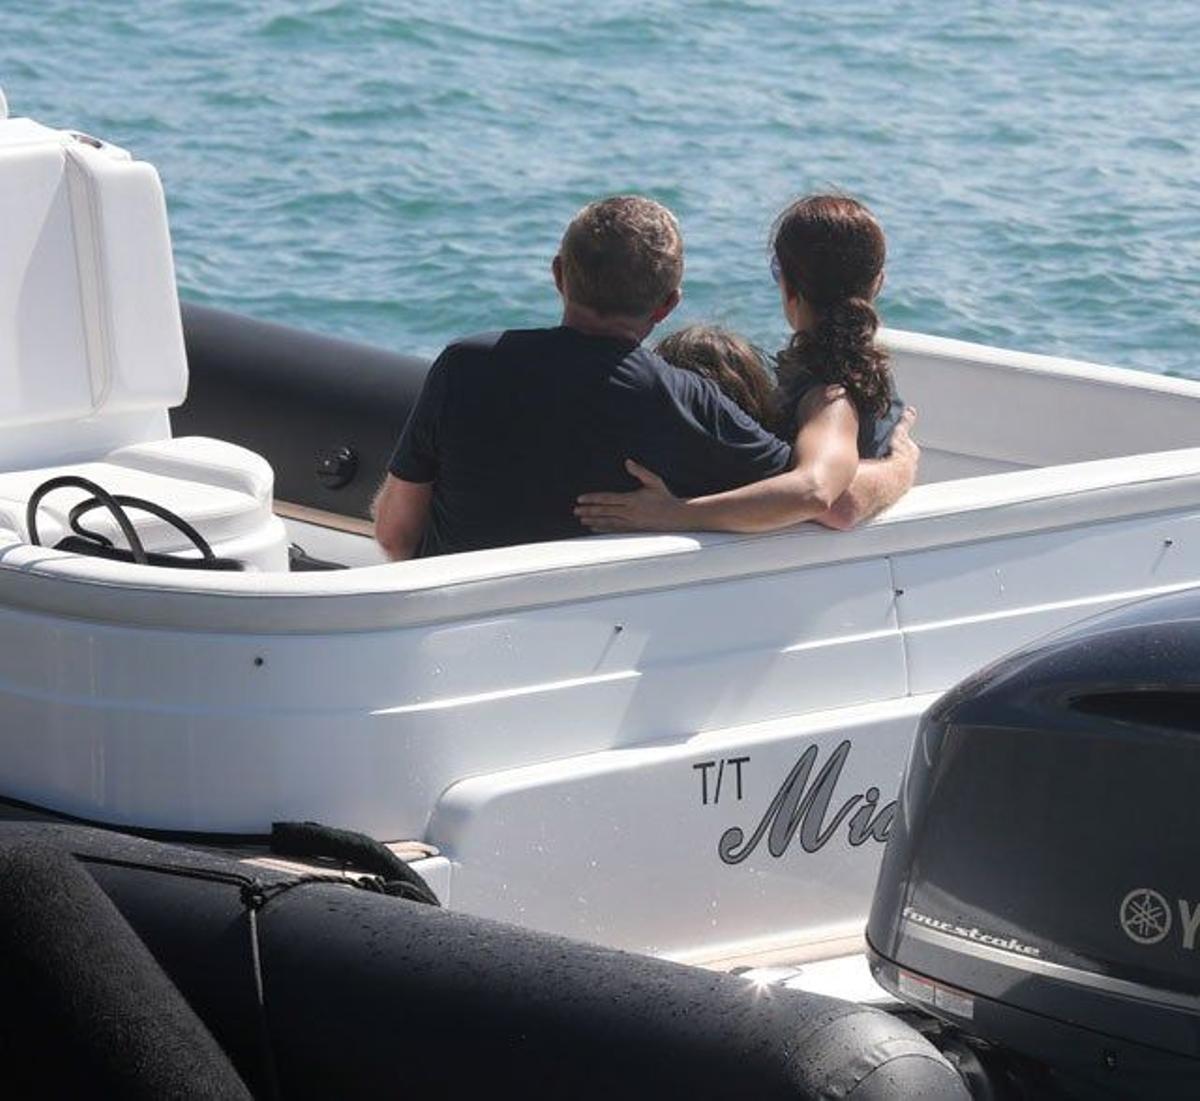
[372,475,433,560]
[813,407,920,531]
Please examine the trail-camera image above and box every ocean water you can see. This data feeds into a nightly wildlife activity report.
[4,1,1198,376]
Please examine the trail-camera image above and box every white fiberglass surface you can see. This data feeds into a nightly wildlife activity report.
[435,698,928,956]
[0,117,186,476]
[1,498,1198,839]
[886,330,1200,479]
[282,518,386,567]
[0,145,93,426]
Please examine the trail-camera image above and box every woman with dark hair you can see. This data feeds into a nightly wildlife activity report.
[576,194,916,534]
[768,195,905,458]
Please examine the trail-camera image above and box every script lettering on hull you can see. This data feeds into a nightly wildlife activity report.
[717,740,895,865]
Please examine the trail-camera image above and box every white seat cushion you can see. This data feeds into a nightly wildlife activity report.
[0,436,286,569]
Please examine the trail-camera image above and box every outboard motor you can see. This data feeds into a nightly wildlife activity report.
[867,588,1200,1097]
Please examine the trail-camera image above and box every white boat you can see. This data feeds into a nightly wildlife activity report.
[3,100,1200,982]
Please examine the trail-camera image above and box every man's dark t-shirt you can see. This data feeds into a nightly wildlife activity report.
[388,327,792,557]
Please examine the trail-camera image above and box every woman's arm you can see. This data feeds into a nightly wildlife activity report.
[811,408,919,530]
[575,389,860,535]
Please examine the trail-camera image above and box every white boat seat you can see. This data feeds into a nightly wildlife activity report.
[0,437,288,571]
[0,120,190,471]
[0,114,288,571]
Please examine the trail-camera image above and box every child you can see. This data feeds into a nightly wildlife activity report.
[655,325,776,428]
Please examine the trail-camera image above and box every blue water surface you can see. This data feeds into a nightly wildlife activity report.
[4,1,1198,374]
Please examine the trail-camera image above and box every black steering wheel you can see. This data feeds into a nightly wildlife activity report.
[25,475,217,565]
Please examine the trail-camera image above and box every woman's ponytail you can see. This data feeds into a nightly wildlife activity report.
[771,195,893,430]
[775,305,891,425]
[810,296,890,417]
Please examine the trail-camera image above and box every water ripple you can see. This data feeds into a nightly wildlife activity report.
[2,0,1197,377]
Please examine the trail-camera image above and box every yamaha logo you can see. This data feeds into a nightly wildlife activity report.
[1119,888,1172,945]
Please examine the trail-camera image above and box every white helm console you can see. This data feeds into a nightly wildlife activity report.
[0,110,285,569]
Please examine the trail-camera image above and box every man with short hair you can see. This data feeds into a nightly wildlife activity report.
[374,196,913,559]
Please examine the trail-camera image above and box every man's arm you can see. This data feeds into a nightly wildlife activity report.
[813,409,919,531]
[575,392,861,535]
[375,348,452,560]
[372,475,433,561]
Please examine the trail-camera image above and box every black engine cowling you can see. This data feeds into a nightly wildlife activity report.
[867,588,1200,1096]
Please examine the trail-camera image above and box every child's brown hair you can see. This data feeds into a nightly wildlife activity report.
[655,325,775,426]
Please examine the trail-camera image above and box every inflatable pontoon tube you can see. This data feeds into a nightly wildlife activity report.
[177,302,430,521]
[0,839,252,1099]
[0,821,967,1099]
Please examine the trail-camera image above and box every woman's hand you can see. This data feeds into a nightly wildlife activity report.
[575,460,694,533]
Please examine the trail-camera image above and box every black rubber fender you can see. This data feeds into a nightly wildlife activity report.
[0,839,252,1100]
[0,819,968,1099]
[175,301,430,519]
[258,880,969,1099]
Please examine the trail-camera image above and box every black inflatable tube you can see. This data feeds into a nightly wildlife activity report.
[0,821,967,1099]
[176,302,431,520]
[0,839,252,1099]
[259,882,967,1100]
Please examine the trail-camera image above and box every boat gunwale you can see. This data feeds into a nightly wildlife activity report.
[0,446,1198,634]
[883,327,1200,397]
